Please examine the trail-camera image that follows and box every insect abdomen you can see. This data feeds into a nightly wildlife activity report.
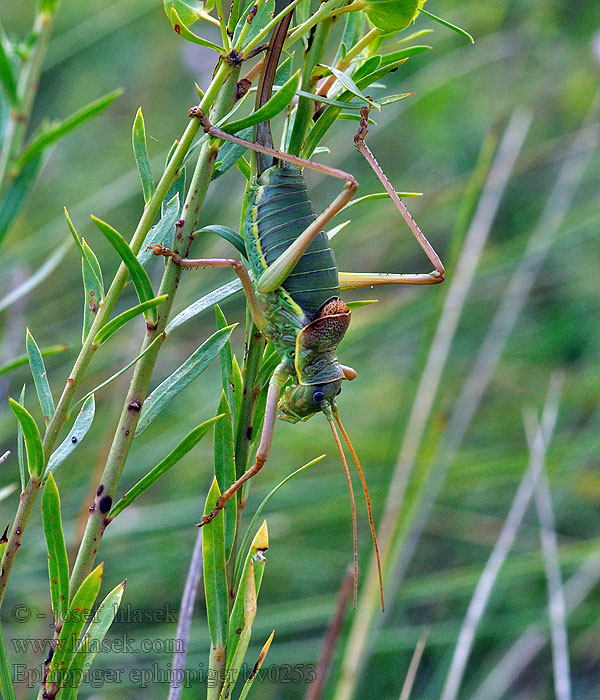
[246,164,340,316]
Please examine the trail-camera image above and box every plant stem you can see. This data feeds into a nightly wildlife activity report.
[0,9,55,190]
[69,63,241,596]
[0,60,233,612]
[0,478,41,607]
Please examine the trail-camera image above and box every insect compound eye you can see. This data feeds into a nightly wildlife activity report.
[312,390,325,404]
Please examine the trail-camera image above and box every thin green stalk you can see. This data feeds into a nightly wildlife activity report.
[0,9,55,190]
[0,60,233,612]
[69,64,242,596]
[0,478,41,607]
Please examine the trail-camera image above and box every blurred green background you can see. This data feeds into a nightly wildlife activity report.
[0,1,599,698]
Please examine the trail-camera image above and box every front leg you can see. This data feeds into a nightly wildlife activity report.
[198,363,288,526]
[148,244,267,330]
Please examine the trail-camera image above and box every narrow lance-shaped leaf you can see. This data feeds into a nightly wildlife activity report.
[320,64,380,110]
[11,89,123,172]
[215,306,235,411]
[138,194,179,267]
[212,127,253,180]
[9,398,43,479]
[168,6,226,54]
[26,328,55,425]
[232,0,274,48]
[64,209,104,294]
[419,8,474,42]
[108,415,224,520]
[166,279,243,334]
[203,479,228,651]
[0,620,17,700]
[42,473,69,625]
[0,33,17,107]
[222,560,258,699]
[93,295,168,346]
[214,393,236,560]
[197,225,247,259]
[223,70,301,134]
[81,240,104,343]
[0,344,67,379]
[46,396,96,474]
[0,155,42,247]
[163,140,186,218]
[17,385,26,492]
[132,108,155,204]
[238,631,275,700]
[62,580,126,700]
[91,216,157,321]
[48,564,103,691]
[229,521,268,665]
[135,324,236,435]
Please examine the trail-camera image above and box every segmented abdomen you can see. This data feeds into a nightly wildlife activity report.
[244,164,339,317]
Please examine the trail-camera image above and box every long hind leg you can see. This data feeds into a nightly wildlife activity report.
[339,105,445,290]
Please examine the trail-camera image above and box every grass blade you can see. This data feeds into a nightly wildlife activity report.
[135,324,236,435]
[0,344,67,378]
[203,479,228,652]
[48,563,103,693]
[0,620,16,700]
[91,215,157,320]
[108,414,223,520]
[8,397,43,479]
[138,193,179,267]
[214,393,236,560]
[42,473,70,625]
[26,328,55,425]
[11,89,123,172]
[93,294,168,345]
[223,70,301,134]
[132,107,155,204]
[46,395,96,474]
[237,630,274,700]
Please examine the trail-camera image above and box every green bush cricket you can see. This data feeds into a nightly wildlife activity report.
[150,7,444,609]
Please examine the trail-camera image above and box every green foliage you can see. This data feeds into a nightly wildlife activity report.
[41,473,69,624]
[132,108,155,205]
[46,395,95,474]
[26,328,54,425]
[202,479,228,651]
[8,397,43,479]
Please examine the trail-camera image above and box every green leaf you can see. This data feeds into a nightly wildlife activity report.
[46,396,96,474]
[320,64,380,110]
[164,0,206,26]
[168,6,226,54]
[341,190,421,213]
[419,8,474,43]
[26,328,55,425]
[215,306,234,412]
[132,108,155,204]
[135,324,236,435]
[81,240,104,343]
[203,479,228,649]
[11,90,122,172]
[223,70,301,134]
[346,299,378,309]
[231,355,243,430]
[214,393,236,560]
[16,385,26,492]
[232,0,274,48]
[0,34,17,106]
[162,142,186,218]
[0,345,67,378]
[221,560,257,699]
[228,522,267,670]
[93,295,168,345]
[91,216,157,321]
[63,580,126,699]
[237,631,274,700]
[212,127,253,179]
[0,155,42,247]
[166,278,243,334]
[48,564,103,692]
[0,620,16,700]
[42,473,70,625]
[196,224,247,258]
[138,194,180,267]
[108,415,224,520]
[8,398,43,479]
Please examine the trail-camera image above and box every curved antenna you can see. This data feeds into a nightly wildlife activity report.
[324,408,358,609]
[332,404,385,612]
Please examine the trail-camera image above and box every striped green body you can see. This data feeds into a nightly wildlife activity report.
[243,163,340,373]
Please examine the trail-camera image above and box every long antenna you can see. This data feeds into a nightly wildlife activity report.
[333,404,385,612]
[325,410,358,609]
